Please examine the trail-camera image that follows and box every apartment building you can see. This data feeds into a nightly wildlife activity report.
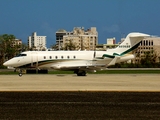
[28,32,47,50]
[12,39,22,47]
[56,27,98,50]
[55,29,67,50]
[133,36,160,63]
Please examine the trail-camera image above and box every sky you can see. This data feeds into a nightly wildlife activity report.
[0,0,160,47]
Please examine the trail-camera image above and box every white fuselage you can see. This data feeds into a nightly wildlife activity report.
[3,50,134,70]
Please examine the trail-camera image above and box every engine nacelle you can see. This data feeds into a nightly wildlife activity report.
[118,54,135,63]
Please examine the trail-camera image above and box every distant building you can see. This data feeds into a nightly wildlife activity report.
[12,39,22,47]
[96,37,118,51]
[56,29,67,50]
[133,36,160,63]
[56,27,98,50]
[96,44,118,51]
[28,32,47,50]
[107,37,116,45]
[118,38,125,45]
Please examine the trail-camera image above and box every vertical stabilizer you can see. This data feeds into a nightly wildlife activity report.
[107,32,150,56]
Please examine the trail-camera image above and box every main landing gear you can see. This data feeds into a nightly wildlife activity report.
[74,70,87,76]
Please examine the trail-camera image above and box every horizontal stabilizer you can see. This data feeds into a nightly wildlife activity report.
[129,32,150,38]
[108,56,120,66]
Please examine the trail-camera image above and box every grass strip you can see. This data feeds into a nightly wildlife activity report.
[0,69,160,75]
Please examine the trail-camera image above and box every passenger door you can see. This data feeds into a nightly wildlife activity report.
[31,52,38,68]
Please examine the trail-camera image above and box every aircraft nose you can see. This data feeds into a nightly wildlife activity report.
[3,60,13,67]
[3,61,9,66]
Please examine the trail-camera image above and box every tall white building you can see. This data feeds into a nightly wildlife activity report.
[28,32,47,50]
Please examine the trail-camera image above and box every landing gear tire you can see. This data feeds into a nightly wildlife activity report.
[18,69,23,77]
[19,73,22,77]
[77,71,86,76]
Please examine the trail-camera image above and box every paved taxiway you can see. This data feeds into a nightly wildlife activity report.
[0,74,160,91]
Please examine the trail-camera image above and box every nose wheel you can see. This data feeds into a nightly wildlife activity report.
[18,70,23,77]
[19,73,23,77]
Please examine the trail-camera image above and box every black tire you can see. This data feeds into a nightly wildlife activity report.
[77,71,86,76]
[19,73,22,77]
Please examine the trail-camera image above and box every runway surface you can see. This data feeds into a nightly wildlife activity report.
[0,74,160,119]
[0,74,160,91]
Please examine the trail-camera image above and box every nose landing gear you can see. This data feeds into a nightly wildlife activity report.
[18,69,23,77]
[19,73,23,77]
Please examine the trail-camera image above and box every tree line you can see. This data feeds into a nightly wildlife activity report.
[0,34,28,68]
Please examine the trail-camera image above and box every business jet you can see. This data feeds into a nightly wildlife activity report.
[3,32,150,76]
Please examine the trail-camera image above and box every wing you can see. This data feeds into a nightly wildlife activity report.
[50,61,108,72]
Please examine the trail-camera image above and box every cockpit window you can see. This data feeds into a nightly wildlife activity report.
[16,54,27,57]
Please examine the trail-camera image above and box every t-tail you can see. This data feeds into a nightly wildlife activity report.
[105,32,150,66]
[107,32,150,56]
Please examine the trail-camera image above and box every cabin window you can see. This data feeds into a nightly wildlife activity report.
[50,56,52,59]
[21,54,27,56]
[73,56,76,59]
[44,56,46,59]
[67,56,70,59]
[61,56,63,59]
[55,56,58,59]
